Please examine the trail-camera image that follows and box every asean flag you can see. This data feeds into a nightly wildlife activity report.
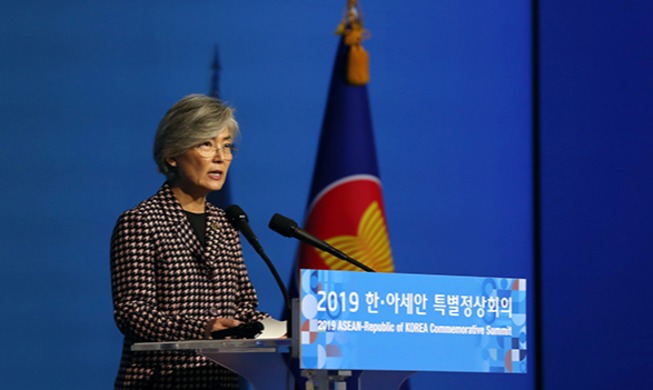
[299,38,394,273]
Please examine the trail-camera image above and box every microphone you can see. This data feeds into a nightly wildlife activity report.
[268,213,375,272]
[225,205,291,333]
[225,205,263,253]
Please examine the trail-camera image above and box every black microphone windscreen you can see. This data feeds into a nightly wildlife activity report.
[225,204,248,227]
[268,213,297,237]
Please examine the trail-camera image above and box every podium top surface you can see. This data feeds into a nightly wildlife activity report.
[131,338,291,353]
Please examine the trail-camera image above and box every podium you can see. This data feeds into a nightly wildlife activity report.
[132,269,527,389]
[131,338,411,389]
[131,339,294,389]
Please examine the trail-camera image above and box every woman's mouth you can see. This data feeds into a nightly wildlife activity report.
[208,170,224,180]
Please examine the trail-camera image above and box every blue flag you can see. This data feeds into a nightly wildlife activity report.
[299,10,394,274]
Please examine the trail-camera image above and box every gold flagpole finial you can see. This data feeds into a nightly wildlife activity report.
[336,0,371,86]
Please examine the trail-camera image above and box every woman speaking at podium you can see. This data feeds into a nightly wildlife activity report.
[110,94,267,389]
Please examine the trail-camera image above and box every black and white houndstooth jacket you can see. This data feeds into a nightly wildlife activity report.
[111,183,267,389]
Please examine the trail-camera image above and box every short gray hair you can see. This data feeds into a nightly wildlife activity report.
[153,94,240,179]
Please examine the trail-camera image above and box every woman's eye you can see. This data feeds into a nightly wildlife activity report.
[200,141,213,148]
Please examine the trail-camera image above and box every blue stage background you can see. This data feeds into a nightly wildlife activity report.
[1,1,651,389]
[539,1,653,388]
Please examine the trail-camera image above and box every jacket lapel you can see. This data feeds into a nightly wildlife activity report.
[156,183,204,258]
[204,203,230,264]
[155,183,231,271]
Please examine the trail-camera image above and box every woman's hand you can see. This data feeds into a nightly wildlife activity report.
[204,317,241,339]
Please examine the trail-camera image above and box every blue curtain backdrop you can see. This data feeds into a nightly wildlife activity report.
[538,1,653,388]
[0,1,534,389]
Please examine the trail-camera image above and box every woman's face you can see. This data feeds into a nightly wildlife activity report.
[166,130,234,198]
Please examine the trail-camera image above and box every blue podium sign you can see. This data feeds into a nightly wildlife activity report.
[299,269,527,374]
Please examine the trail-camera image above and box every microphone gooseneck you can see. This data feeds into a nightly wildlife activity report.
[225,205,292,331]
[268,213,375,272]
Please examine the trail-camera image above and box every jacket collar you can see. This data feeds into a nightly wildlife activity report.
[155,182,231,263]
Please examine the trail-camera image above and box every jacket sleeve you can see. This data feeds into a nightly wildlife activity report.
[110,209,206,342]
[234,270,269,323]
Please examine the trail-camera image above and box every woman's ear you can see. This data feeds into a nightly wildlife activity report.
[166,157,177,167]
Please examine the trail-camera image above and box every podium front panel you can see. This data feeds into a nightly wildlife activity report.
[299,269,527,374]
